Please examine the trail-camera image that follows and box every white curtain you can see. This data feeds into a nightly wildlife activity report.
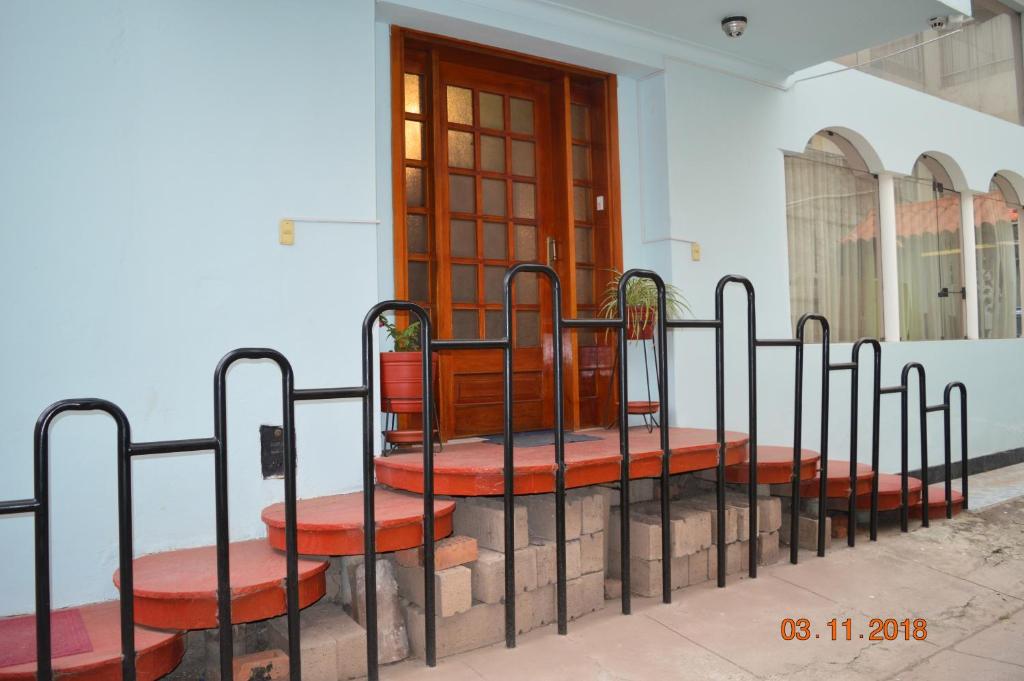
[785,153,882,342]
[974,192,1021,338]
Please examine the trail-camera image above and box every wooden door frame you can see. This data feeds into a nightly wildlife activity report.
[390,26,624,437]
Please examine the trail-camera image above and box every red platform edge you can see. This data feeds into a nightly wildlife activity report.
[856,473,924,511]
[725,445,821,485]
[909,481,965,518]
[801,460,876,498]
[0,602,184,681]
[113,539,328,630]
[374,427,749,496]
[261,488,456,556]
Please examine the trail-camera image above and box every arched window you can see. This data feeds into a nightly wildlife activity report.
[894,156,965,340]
[784,131,882,341]
[974,175,1022,338]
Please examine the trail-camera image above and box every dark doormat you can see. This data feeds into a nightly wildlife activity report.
[481,429,602,448]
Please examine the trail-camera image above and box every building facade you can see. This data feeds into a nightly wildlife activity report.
[2,0,1021,615]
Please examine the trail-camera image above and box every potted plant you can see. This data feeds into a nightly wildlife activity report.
[598,270,689,340]
[378,315,438,413]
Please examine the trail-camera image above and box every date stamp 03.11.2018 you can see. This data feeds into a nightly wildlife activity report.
[780,618,928,641]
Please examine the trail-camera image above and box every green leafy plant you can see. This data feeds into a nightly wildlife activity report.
[378,315,422,352]
[598,269,690,339]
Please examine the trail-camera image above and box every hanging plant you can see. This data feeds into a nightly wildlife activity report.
[598,270,690,340]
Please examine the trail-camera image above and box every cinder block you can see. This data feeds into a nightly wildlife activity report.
[580,532,604,574]
[453,497,529,552]
[727,541,749,575]
[531,583,556,629]
[397,535,478,570]
[724,491,782,535]
[346,557,409,664]
[573,572,605,619]
[678,494,739,545]
[604,578,622,601]
[533,540,556,587]
[780,513,832,552]
[574,490,605,534]
[233,649,288,681]
[598,479,654,505]
[688,549,709,584]
[607,508,662,562]
[621,556,688,597]
[404,600,505,659]
[325,556,344,604]
[566,539,582,580]
[268,600,368,681]
[468,546,538,604]
[634,501,713,557]
[757,531,780,566]
[524,493,582,541]
[395,563,472,618]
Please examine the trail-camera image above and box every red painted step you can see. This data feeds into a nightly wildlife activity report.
[375,427,749,496]
[626,401,659,415]
[261,488,456,556]
[384,428,440,445]
[800,460,875,498]
[910,481,964,518]
[113,539,328,630]
[0,602,184,681]
[856,473,923,511]
[724,445,820,485]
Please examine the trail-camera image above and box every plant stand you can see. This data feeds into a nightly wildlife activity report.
[601,334,663,433]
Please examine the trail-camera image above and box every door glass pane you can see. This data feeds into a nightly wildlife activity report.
[450,219,477,258]
[408,261,429,301]
[572,144,589,181]
[447,85,473,125]
[516,310,540,347]
[483,221,507,259]
[894,176,964,340]
[575,227,592,262]
[573,186,591,222]
[974,190,1022,338]
[485,310,505,339]
[481,135,505,173]
[515,224,538,260]
[405,121,423,160]
[484,265,505,303]
[406,167,424,208]
[513,182,535,219]
[404,73,422,114]
[511,140,535,177]
[448,130,474,168]
[452,264,478,303]
[571,103,589,140]
[482,178,506,216]
[453,309,479,339]
[449,174,475,213]
[480,92,504,130]
[516,272,538,304]
[408,214,427,253]
[576,267,594,305]
[510,97,534,134]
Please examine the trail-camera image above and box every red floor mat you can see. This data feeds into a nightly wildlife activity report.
[0,608,92,668]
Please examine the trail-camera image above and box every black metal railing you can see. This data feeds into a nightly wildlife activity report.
[0,266,970,681]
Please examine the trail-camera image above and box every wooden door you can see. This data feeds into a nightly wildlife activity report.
[436,64,554,438]
[393,29,623,440]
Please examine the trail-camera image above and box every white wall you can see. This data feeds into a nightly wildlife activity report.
[0,0,380,615]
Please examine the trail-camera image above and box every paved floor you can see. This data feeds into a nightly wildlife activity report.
[383,464,1024,680]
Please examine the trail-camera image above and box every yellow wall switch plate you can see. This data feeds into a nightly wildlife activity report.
[279,219,295,245]
[691,242,701,261]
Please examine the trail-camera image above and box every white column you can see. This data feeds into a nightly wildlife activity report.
[961,192,979,339]
[878,172,901,342]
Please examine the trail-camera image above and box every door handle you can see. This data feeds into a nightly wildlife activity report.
[937,287,966,299]
[546,237,558,267]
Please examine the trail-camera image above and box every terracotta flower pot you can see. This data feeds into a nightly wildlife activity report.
[626,305,656,341]
[380,351,439,413]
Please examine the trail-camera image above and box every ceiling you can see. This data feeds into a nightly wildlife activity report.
[540,0,972,75]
